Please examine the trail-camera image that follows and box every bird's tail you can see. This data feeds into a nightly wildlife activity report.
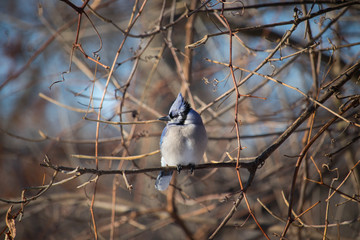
[155,170,174,191]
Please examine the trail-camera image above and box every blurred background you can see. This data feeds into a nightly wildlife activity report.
[1,0,360,239]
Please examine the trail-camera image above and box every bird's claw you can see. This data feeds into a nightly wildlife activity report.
[176,164,195,174]
[176,164,183,173]
[189,164,195,174]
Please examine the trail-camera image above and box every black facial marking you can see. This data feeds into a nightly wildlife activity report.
[177,101,191,125]
[168,99,191,125]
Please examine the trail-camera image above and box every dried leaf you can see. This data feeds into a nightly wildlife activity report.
[5,206,16,240]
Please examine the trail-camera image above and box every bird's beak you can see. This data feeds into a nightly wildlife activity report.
[158,115,171,122]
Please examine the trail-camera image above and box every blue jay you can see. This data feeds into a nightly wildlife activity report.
[155,93,207,191]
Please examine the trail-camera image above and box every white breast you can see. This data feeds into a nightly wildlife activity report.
[160,123,207,167]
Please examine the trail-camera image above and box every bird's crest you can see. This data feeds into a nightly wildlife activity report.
[169,93,190,118]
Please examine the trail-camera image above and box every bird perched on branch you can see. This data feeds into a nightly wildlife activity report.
[155,93,207,191]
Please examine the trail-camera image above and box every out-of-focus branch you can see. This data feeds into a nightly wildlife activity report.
[0,170,58,204]
[182,0,198,95]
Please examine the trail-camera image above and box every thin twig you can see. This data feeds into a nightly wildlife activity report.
[281,97,359,238]
[205,58,360,127]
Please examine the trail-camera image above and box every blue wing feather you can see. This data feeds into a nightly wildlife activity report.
[160,125,168,147]
[155,170,173,191]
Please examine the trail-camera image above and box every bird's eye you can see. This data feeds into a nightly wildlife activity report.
[169,112,178,119]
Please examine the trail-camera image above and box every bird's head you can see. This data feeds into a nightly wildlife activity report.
[158,93,190,125]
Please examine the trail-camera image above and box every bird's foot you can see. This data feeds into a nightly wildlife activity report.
[189,164,195,174]
[176,164,183,174]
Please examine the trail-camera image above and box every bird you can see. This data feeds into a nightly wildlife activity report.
[155,93,208,191]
